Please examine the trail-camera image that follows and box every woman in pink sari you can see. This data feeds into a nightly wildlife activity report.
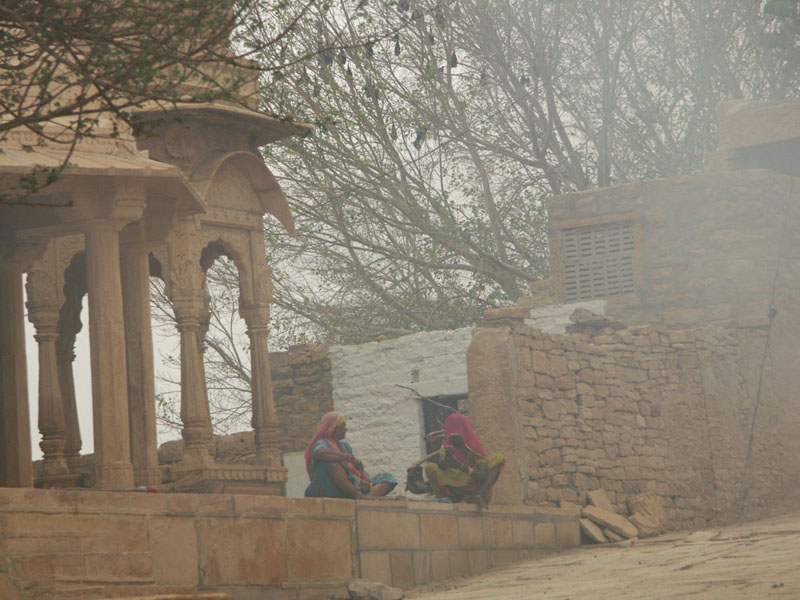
[424,413,504,506]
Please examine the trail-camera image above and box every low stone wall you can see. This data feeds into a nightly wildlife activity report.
[355,500,577,589]
[468,316,800,529]
[0,488,579,600]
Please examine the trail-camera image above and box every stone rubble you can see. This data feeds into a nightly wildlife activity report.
[586,488,616,513]
[347,579,405,600]
[627,493,667,535]
[578,489,668,544]
[579,518,608,543]
[582,504,639,539]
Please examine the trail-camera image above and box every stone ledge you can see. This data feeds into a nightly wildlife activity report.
[0,488,579,597]
[483,306,531,321]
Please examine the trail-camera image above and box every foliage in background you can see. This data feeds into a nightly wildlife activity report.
[138,0,799,434]
[0,0,366,199]
[152,258,258,435]
[249,0,799,345]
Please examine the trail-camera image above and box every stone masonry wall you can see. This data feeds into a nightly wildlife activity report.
[546,170,800,328]
[0,488,579,600]
[468,316,800,530]
[271,344,333,453]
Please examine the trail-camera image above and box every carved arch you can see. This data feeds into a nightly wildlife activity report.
[198,232,255,309]
[190,151,295,236]
[57,252,87,355]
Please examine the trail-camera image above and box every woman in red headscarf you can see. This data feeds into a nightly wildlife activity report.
[304,411,396,499]
[424,413,504,506]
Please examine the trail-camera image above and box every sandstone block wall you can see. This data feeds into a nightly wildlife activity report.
[356,501,578,589]
[546,170,800,328]
[523,299,607,333]
[271,344,333,453]
[468,317,800,529]
[0,488,578,600]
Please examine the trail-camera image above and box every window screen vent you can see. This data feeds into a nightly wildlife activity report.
[562,221,635,302]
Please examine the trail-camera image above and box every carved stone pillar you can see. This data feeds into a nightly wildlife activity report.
[120,243,162,486]
[55,240,87,477]
[55,340,82,474]
[86,226,135,489]
[242,304,280,465]
[173,295,214,465]
[0,265,33,487]
[26,277,71,486]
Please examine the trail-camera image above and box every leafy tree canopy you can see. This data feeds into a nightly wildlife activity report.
[0,0,381,198]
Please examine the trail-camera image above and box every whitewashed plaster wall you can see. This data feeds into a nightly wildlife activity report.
[329,327,475,492]
[297,299,608,497]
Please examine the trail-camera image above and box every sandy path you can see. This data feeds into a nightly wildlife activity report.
[407,513,800,599]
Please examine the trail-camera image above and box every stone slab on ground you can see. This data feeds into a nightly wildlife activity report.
[579,518,608,543]
[582,505,638,539]
[585,489,616,513]
[628,494,667,536]
[603,528,624,543]
[630,511,660,538]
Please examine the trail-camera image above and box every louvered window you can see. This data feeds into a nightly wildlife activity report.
[562,221,635,302]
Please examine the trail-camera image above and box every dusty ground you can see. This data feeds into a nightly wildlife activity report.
[407,512,800,599]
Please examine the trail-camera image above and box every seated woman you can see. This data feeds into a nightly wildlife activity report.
[424,413,504,506]
[304,411,397,499]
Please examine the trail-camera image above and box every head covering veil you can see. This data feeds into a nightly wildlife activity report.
[304,411,346,476]
[442,413,486,467]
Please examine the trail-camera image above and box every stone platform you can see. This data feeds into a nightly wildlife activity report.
[0,487,579,600]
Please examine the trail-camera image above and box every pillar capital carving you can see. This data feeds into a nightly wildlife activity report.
[28,310,60,338]
[26,249,62,341]
[240,304,270,333]
[55,347,76,361]
[172,295,208,326]
[25,266,58,306]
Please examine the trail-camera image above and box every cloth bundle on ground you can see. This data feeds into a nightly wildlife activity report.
[424,413,504,505]
[304,411,396,499]
[405,464,432,495]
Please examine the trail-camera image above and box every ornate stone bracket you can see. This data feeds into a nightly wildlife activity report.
[163,462,287,495]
